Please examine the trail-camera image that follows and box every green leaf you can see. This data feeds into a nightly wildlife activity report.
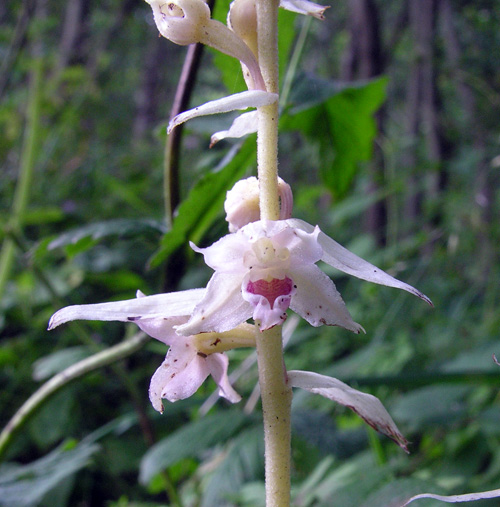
[201,426,264,507]
[28,391,76,449]
[361,478,447,507]
[47,219,166,257]
[149,139,256,269]
[0,440,99,507]
[313,452,392,507]
[139,409,252,484]
[283,75,388,197]
[32,347,91,381]
[390,385,471,431]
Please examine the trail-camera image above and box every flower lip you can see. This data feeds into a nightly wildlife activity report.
[246,276,294,309]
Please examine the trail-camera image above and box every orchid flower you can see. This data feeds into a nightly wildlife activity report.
[48,290,255,413]
[177,219,431,335]
[145,0,265,90]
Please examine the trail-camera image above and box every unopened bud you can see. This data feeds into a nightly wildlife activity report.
[228,0,258,56]
[225,177,294,232]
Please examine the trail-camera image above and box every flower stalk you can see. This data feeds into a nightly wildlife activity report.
[257,0,280,221]
[255,0,292,504]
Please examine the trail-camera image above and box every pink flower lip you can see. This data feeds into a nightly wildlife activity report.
[246,276,294,309]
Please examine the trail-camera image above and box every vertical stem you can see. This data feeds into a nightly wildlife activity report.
[255,1,292,505]
[0,56,42,299]
[257,0,280,221]
[256,326,292,507]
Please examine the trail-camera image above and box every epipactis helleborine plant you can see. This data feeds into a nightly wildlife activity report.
[48,0,433,460]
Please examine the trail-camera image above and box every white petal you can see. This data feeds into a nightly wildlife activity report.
[289,265,364,333]
[288,219,432,305]
[285,224,323,267]
[168,91,278,133]
[243,290,291,331]
[48,289,206,330]
[210,111,258,147]
[288,370,408,452]
[401,489,500,506]
[149,339,199,411]
[135,316,187,344]
[280,0,328,19]
[190,235,248,272]
[206,353,241,403]
[176,273,253,335]
[149,340,212,411]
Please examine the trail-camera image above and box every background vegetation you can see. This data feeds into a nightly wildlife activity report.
[1,0,499,505]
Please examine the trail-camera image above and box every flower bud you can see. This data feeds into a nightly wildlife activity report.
[225,177,294,232]
[228,0,258,56]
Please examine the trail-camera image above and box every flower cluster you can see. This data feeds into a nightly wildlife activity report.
[48,0,432,452]
[50,177,430,449]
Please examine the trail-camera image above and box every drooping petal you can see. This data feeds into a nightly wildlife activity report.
[288,218,433,305]
[210,111,258,147]
[289,265,364,333]
[168,91,278,133]
[401,489,500,506]
[176,272,253,335]
[288,370,408,452]
[48,289,205,330]
[206,353,241,403]
[280,0,329,19]
[149,341,209,411]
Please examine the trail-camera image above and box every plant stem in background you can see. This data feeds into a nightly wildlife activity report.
[164,41,205,227]
[0,57,42,299]
[163,0,216,226]
[0,332,150,462]
[255,1,292,505]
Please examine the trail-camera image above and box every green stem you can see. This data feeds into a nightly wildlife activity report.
[164,41,205,227]
[255,1,292,505]
[0,332,151,462]
[0,56,42,299]
[255,326,292,507]
[257,0,280,221]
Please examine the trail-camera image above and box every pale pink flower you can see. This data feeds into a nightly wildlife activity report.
[48,289,246,413]
[177,219,431,335]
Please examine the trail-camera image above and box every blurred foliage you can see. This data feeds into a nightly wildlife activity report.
[1,0,499,506]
